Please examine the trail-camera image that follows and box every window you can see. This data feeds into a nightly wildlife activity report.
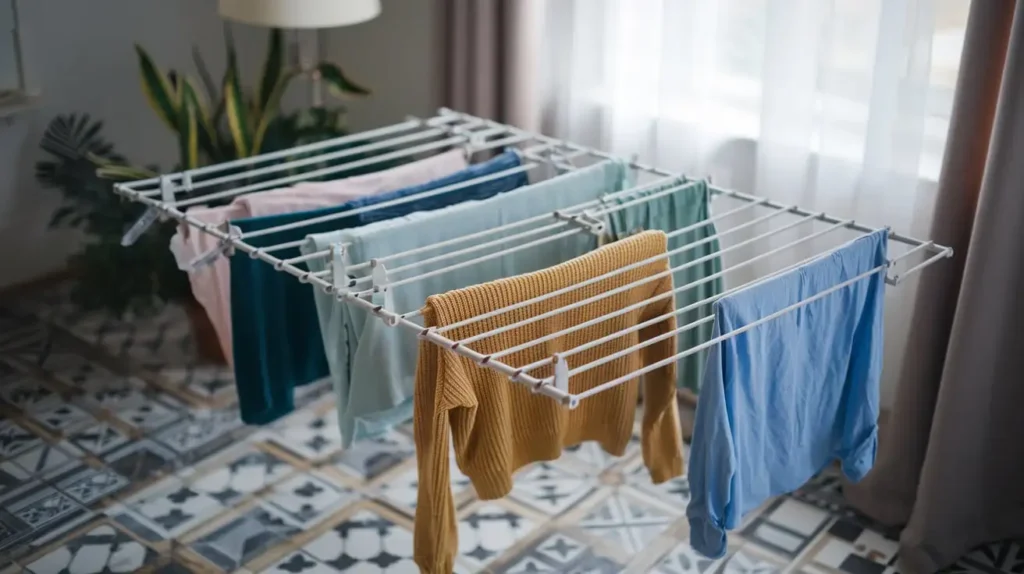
[543,0,971,181]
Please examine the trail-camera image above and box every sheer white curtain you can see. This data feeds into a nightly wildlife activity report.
[538,0,969,406]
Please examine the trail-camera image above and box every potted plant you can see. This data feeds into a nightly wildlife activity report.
[36,29,370,363]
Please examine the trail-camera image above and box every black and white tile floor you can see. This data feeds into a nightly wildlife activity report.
[0,287,1022,573]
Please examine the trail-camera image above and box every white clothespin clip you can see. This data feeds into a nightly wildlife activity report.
[553,209,607,236]
[190,223,240,271]
[370,259,397,325]
[122,175,175,246]
[330,243,351,295]
[463,131,487,161]
[551,353,579,409]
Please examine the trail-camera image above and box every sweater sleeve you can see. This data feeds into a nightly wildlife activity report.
[413,307,458,574]
[640,275,685,483]
[685,308,736,559]
[413,306,480,574]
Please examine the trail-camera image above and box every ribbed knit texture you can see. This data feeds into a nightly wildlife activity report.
[413,230,684,574]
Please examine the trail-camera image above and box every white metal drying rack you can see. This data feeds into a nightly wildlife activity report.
[112,108,952,409]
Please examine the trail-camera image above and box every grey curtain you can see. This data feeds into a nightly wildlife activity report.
[435,0,541,128]
[845,2,1024,571]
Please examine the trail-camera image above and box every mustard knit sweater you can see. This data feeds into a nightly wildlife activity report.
[413,230,684,574]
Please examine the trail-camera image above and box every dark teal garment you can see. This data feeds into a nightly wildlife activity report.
[603,178,723,393]
[229,151,529,424]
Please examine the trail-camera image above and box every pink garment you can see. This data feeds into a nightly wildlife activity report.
[235,149,468,215]
[171,150,469,364]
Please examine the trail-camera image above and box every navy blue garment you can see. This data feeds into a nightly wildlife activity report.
[687,229,888,557]
[229,151,528,425]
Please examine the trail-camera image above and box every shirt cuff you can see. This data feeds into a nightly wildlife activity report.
[688,515,728,559]
[841,425,878,483]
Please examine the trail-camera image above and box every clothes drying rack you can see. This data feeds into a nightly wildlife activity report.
[112,108,952,409]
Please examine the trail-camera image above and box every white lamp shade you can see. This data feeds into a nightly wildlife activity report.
[218,0,381,29]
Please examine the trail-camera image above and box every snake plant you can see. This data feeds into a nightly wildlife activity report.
[136,27,370,170]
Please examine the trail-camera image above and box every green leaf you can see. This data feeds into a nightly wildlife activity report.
[257,29,285,116]
[135,45,178,131]
[95,164,158,181]
[191,45,219,104]
[223,44,253,158]
[252,70,298,154]
[317,63,371,99]
[176,82,199,169]
[179,77,219,161]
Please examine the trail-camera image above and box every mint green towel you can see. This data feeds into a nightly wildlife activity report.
[602,177,723,393]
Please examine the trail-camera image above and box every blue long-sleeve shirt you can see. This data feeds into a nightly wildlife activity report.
[687,229,888,557]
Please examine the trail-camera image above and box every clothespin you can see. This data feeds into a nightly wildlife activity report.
[551,353,579,409]
[122,175,175,246]
[370,259,397,325]
[330,243,349,295]
[553,209,607,236]
[189,223,240,271]
[462,131,487,161]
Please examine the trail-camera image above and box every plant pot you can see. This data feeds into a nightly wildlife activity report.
[184,299,227,365]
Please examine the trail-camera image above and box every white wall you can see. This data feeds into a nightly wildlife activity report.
[0,0,438,288]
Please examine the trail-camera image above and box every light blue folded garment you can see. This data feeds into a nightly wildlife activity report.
[686,229,888,558]
[302,160,629,446]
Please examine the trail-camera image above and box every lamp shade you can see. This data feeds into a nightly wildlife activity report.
[218,0,381,29]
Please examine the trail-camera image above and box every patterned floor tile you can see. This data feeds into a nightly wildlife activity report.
[960,541,1024,573]
[799,517,900,574]
[114,477,225,540]
[56,467,130,506]
[190,504,299,571]
[69,423,131,456]
[264,473,359,527]
[3,485,88,534]
[375,456,470,516]
[6,441,82,478]
[329,431,414,482]
[507,459,597,517]
[301,508,419,573]
[30,403,94,434]
[190,448,293,506]
[0,421,44,458]
[102,439,178,483]
[655,540,728,574]
[458,502,539,570]
[261,550,339,574]
[264,411,343,463]
[74,385,142,412]
[577,487,680,555]
[151,409,241,462]
[718,546,787,574]
[28,349,128,393]
[624,456,692,510]
[739,497,834,559]
[563,434,640,475]
[494,530,625,573]
[790,472,863,522]
[159,365,236,400]
[114,395,183,432]
[24,523,158,574]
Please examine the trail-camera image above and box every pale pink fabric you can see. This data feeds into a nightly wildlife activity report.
[172,150,469,363]
[235,149,468,215]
